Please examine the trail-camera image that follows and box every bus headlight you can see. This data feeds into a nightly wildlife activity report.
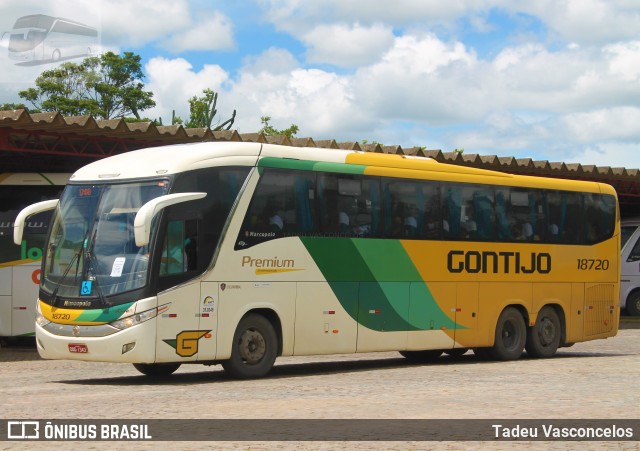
[109,304,169,331]
[36,304,50,327]
[110,307,158,330]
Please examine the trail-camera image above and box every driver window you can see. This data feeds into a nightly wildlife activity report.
[160,220,190,276]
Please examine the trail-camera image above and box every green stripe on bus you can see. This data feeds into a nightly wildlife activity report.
[258,157,367,175]
[300,237,461,332]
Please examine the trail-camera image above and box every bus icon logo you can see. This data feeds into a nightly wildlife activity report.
[4,14,99,65]
[7,421,40,439]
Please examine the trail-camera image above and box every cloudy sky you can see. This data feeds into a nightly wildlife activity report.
[1,0,639,168]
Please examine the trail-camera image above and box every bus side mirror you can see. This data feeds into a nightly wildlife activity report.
[134,192,206,247]
[13,199,59,245]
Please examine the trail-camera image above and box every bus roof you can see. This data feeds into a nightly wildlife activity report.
[68,141,615,195]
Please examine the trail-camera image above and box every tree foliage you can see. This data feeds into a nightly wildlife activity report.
[178,88,236,130]
[260,116,299,138]
[18,52,155,119]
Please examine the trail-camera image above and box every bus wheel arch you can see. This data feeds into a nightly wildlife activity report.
[52,49,61,61]
[526,305,563,358]
[489,306,527,361]
[222,310,280,379]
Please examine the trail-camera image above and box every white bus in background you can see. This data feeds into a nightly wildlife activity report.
[5,14,98,64]
[620,218,640,316]
[0,173,68,337]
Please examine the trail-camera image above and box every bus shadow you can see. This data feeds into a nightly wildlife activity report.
[54,350,625,386]
[0,337,40,362]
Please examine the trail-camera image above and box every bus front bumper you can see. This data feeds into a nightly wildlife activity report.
[35,319,157,363]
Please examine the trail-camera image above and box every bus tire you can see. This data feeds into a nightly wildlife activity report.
[133,363,180,377]
[525,306,561,358]
[52,49,61,61]
[222,313,277,379]
[399,350,442,361]
[626,291,640,316]
[490,307,526,361]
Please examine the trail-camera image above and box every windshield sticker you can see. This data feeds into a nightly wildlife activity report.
[110,257,126,277]
[80,280,93,296]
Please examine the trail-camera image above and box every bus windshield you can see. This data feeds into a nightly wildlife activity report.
[42,180,170,302]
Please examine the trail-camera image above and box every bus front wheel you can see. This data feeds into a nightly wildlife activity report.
[222,313,277,379]
[133,362,180,377]
[525,306,561,358]
[490,307,526,361]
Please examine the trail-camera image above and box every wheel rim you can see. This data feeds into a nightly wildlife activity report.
[502,320,518,349]
[238,328,266,365]
[538,317,557,347]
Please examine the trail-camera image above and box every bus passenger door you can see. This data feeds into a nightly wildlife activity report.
[154,219,203,363]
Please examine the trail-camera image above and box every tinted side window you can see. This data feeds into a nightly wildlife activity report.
[160,167,249,288]
[545,191,582,244]
[382,179,440,239]
[584,193,616,244]
[621,225,638,249]
[442,184,495,241]
[318,173,380,238]
[495,187,545,242]
[627,236,640,262]
[239,169,316,247]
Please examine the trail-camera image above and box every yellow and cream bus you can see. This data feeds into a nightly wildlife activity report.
[14,142,619,378]
[1,173,67,337]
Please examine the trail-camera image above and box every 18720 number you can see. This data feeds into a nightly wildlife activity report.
[576,259,609,270]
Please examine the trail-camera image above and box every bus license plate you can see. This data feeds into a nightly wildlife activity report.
[68,343,88,353]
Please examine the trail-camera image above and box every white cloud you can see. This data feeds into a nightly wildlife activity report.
[513,0,640,46]
[302,22,394,67]
[562,107,640,143]
[99,0,192,47]
[159,11,234,53]
[228,62,366,136]
[241,47,299,75]
[606,41,640,82]
[145,57,230,124]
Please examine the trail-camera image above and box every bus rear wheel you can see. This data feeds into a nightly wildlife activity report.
[490,307,526,361]
[526,306,561,358]
[133,363,180,377]
[222,313,277,379]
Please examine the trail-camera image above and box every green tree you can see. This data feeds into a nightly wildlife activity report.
[0,102,32,112]
[184,88,236,130]
[18,52,155,119]
[260,115,299,138]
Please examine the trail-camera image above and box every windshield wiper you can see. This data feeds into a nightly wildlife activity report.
[50,249,81,308]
